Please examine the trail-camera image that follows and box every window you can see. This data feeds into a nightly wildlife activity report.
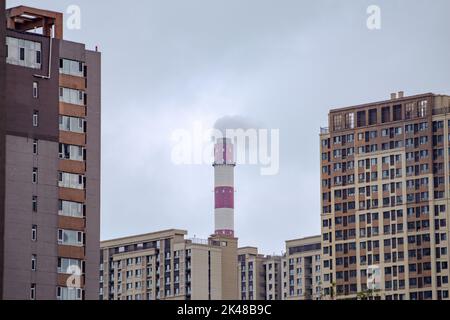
[345,113,355,129]
[368,109,377,125]
[393,105,402,121]
[32,168,38,184]
[418,100,428,117]
[59,116,85,133]
[6,37,42,69]
[405,103,415,119]
[33,110,39,127]
[31,255,37,271]
[32,225,37,241]
[33,82,38,98]
[56,287,83,300]
[381,107,390,123]
[333,114,343,131]
[59,58,84,77]
[59,87,85,106]
[58,258,83,274]
[32,196,38,212]
[57,229,84,246]
[33,139,38,155]
[58,172,85,190]
[58,200,84,218]
[30,284,36,300]
[357,111,366,127]
[59,144,84,161]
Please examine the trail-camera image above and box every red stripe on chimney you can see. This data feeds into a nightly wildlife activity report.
[214,187,234,209]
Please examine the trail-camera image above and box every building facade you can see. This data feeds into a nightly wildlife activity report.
[320,92,450,300]
[0,4,101,300]
[281,236,322,300]
[263,255,282,300]
[100,230,241,300]
[238,247,266,300]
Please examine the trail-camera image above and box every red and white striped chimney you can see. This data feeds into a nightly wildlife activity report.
[213,137,235,237]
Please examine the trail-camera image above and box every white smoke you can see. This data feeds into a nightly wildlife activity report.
[213,115,261,136]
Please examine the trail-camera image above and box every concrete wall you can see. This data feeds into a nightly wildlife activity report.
[84,48,101,300]
[3,136,59,299]
[210,235,239,299]
[5,30,59,142]
[0,0,7,298]
[190,244,223,300]
[190,245,211,300]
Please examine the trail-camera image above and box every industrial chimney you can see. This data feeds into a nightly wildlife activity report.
[213,137,236,237]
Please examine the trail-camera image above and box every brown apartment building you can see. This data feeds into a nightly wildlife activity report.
[0,2,101,300]
[320,92,450,300]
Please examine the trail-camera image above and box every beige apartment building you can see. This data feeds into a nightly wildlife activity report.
[320,92,450,300]
[263,255,283,300]
[281,236,322,300]
[100,229,238,300]
[237,247,266,300]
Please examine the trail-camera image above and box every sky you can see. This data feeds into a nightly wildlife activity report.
[6,0,450,255]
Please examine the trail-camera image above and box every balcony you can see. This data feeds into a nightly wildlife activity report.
[432,107,450,116]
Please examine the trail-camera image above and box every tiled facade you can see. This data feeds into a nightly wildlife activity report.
[0,4,100,300]
[320,92,450,300]
[281,236,322,300]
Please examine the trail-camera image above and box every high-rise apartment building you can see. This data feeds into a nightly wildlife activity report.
[0,3,101,300]
[320,92,450,300]
[281,236,322,300]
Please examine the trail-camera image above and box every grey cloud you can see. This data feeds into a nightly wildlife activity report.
[7,0,450,254]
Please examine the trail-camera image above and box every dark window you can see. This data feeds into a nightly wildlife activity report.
[357,111,366,127]
[33,140,38,155]
[32,196,38,212]
[381,107,391,123]
[36,50,41,64]
[20,47,25,61]
[393,105,402,121]
[368,109,377,125]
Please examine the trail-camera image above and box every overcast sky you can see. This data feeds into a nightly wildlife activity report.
[7,0,450,255]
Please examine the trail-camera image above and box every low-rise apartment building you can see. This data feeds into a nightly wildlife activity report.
[100,229,239,300]
[281,236,322,300]
[238,247,266,300]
